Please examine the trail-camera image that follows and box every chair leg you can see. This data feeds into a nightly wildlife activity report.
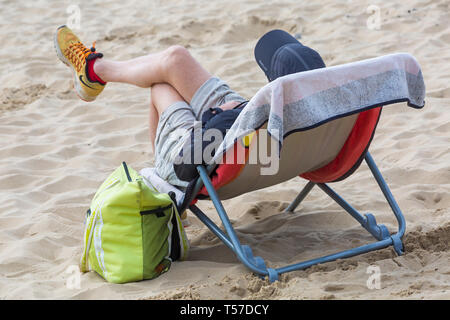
[317,183,391,241]
[364,152,405,255]
[195,165,279,282]
[284,181,315,213]
[316,152,405,255]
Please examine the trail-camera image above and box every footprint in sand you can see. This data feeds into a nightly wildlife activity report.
[243,200,289,222]
[0,84,47,113]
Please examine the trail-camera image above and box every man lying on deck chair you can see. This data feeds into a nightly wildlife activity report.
[55,27,324,188]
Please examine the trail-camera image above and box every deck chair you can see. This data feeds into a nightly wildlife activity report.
[141,53,425,282]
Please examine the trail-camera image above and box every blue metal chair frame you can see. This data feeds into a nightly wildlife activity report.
[180,151,406,283]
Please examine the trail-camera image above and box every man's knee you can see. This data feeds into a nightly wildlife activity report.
[163,45,192,72]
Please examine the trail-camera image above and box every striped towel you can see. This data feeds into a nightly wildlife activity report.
[211,52,425,163]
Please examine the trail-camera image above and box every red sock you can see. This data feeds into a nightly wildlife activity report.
[87,58,106,85]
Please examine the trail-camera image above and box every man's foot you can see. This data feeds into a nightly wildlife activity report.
[54,25,106,102]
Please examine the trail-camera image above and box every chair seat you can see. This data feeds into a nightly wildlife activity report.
[196,110,376,200]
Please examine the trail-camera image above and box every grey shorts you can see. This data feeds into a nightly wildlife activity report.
[154,77,246,188]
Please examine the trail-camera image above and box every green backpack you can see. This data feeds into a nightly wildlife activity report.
[80,162,189,284]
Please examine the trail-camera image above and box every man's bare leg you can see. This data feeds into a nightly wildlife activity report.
[93,45,212,105]
[55,26,211,105]
[148,83,187,150]
[148,94,159,152]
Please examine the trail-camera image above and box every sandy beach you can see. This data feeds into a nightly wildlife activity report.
[0,0,449,299]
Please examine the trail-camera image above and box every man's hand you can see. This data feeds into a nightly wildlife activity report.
[218,100,241,111]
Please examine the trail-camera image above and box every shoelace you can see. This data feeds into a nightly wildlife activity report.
[64,41,97,73]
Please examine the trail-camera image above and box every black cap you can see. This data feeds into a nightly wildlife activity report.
[254,29,326,81]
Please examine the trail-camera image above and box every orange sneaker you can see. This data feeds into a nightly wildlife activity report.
[54,25,106,102]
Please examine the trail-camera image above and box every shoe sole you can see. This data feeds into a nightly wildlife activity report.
[54,26,96,102]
